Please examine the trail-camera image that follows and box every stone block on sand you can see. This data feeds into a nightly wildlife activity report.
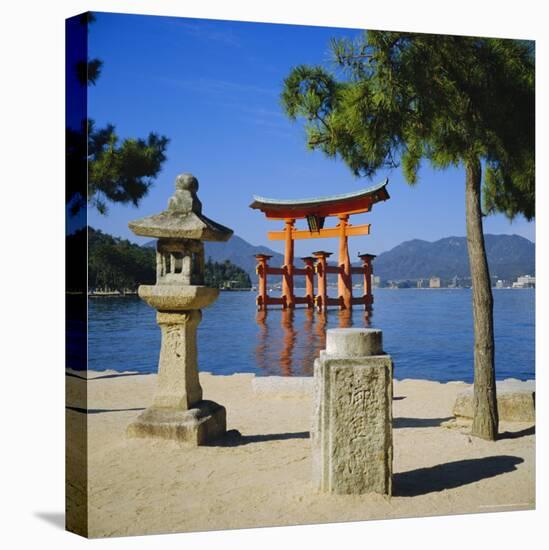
[453,379,535,422]
[127,400,226,444]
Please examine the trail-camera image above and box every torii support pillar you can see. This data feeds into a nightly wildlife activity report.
[313,251,332,312]
[338,215,353,310]
[255,254,272,311]
[301,256,315,308]
[358,253,376,307]
[282,219,296,309]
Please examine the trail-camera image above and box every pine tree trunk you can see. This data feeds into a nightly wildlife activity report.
[465,158,498,440]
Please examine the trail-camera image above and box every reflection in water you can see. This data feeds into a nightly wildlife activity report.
[279,309,297,375]
[338,309,353,328]
[300,309,316,375]
[364,306,373,327]
[255,306,374,376]
[89,291,535,381]
[315,311,327,359]
[255,311,269,373]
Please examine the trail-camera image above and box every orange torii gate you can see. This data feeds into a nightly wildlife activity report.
[249,179,390,311]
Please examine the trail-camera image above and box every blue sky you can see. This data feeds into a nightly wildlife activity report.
[87,12,535,257]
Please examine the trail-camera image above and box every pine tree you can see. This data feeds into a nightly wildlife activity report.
[281,32,534,440]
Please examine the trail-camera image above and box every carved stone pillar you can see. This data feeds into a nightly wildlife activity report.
[153,311,202,409]
[127,300,226,444]
[312,328,393,495]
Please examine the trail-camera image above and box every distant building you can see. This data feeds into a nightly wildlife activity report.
[429,277,441,288]
[417,278,425,289]
[496,280,504,289]
[398,280,414,289]
[512,275,535,289]
[372,275,381,288]
[223,280,242,290]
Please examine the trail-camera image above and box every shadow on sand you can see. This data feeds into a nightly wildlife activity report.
[66,371,150,381]
[393,455,524,496]
[393,417,453,428]
[209,429,310,447]
[66,406,146,415]
[497,426,535,440]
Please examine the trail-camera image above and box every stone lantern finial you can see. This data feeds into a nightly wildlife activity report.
[128,173,231,241]
[168,173,202,214]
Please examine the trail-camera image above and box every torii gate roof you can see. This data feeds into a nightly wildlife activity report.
[249,178,389,219]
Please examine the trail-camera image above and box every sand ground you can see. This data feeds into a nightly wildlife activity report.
[66,371,535,538]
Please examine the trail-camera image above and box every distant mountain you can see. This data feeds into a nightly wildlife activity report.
[374,234,535,282]
[205,236,284,280]
[144,233,534,284]
[146,235,283,281]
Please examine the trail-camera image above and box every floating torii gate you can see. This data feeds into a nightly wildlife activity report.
[249,179,390,311]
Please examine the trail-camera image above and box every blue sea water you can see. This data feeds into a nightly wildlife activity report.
[86,288,535,383]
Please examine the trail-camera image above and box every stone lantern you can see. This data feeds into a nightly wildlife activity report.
[127,173,232,444]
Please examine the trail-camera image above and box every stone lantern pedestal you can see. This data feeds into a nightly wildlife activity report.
[126,173,232,445]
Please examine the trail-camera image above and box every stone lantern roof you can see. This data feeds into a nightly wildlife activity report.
[128,173,233,241]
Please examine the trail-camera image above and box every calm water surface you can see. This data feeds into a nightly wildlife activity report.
[87,289,535,382]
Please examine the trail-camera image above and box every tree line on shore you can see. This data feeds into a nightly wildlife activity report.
[82,227,251,292]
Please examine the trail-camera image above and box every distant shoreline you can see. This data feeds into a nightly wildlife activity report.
[66,369,535,385]
[87,288,253,298]
[88,292,138,298]
[82,286,535,298]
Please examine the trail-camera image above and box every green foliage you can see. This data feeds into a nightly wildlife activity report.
[87,120,169,215]
[85,228,251,292]
[75,13,102,86]
[77,58,103,86]
[88,227,156,291]
[204,258,252,289]
[281,32,534,220]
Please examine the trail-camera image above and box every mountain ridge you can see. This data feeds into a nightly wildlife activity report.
[374,234,534,281]
[145,233,534,283]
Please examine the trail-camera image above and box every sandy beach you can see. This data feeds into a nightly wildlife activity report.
[66,370,535,538]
